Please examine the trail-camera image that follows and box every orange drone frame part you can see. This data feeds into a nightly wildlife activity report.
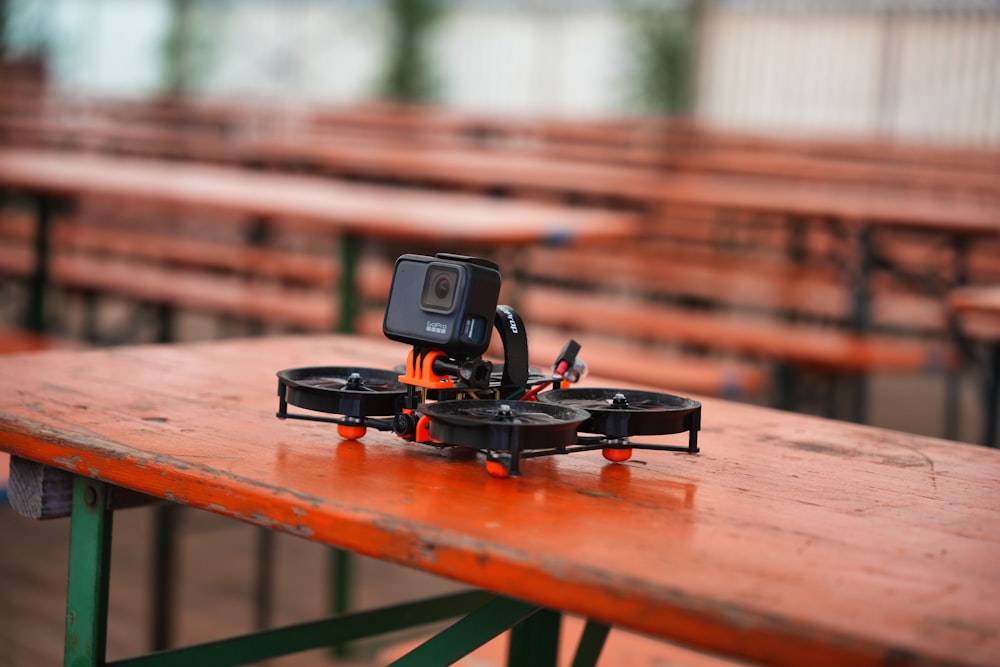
[399,349,455,389]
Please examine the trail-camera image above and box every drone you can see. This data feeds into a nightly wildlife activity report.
[276,253,701,477]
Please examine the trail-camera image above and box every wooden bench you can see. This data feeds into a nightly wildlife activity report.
[0,206,771,401]
[0,204,394,341]
[515,241,953,419]
[525,242,945,333]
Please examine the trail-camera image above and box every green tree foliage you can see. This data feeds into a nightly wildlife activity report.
[162,0,210,95]
[0,0,8,57]
[624,1,700,115]
[379,0,446,103]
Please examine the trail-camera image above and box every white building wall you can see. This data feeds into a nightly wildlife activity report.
[699,13,884,136]
[432,9,630,117]
[891,16,1000,145]
[698,8,1000,145]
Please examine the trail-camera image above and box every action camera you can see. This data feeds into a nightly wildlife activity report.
[383,253,502,358]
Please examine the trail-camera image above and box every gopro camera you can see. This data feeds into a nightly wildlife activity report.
[383,253,502,358]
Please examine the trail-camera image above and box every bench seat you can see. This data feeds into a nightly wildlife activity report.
[519,286,950,374]
[526,245,945,333]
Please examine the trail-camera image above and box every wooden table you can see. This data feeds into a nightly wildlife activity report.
[1,334,998,666]
[0,149,638,332]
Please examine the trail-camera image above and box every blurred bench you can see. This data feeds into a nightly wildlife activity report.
[0,206,395,341]
[518,242,952,418]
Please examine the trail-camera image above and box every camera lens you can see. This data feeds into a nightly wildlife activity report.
[434,276,451,299]
[420,264,460,313]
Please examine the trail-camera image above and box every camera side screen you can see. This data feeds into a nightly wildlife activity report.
[420,264,460,313]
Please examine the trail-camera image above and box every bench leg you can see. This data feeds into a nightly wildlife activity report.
[571,621,611,667]
[507,608,561,667]
[773,363,796,412]
[150,505,179,651]
[388,596,541,667]
[154,304,176,344]
[65,476,114,667]
[27,195,54,333]
[337,234,360,334]
[846,373,869,425]
[254,528,275,631]
[329,547,353,657]
[983,344,999,448]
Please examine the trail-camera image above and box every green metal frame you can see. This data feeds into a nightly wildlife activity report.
[65,476,114,667]
[507,608,561,667]
[389,596,541,667]
[60,475,613,667]
[27,195,53,333]
[337,234,360,334]
[571,621,611,667]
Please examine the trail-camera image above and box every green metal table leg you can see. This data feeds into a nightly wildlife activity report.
[254,529,274,631]
[111,590,495,667]
[983,344,999,448]
[337,234,360,333]
[150,505,178,651]
[848,224,874,424]
[65,476,114,667]
[27,195,53,332]
[570,621,611,667]
[507,608,561,667]
[389,596,540,667]
[329,547,353,657]
[944,237,971,441]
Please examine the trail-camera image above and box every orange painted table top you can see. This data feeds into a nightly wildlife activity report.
[1,335,998,667]
[0,149,638,245]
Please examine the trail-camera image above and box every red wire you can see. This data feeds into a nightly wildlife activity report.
[519,360,569,401]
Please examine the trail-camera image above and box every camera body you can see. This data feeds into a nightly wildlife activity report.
[383,253,502,358]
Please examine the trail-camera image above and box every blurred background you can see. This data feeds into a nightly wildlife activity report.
[2,0,998,144]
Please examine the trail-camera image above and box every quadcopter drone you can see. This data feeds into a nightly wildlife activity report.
[276,253,701,477]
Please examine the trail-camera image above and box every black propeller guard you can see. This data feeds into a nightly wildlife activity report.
[276,367,406,417]
[538,388,701,438]
[420,399,589,452]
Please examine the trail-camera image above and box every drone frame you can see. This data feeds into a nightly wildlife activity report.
[276,334,701,477]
